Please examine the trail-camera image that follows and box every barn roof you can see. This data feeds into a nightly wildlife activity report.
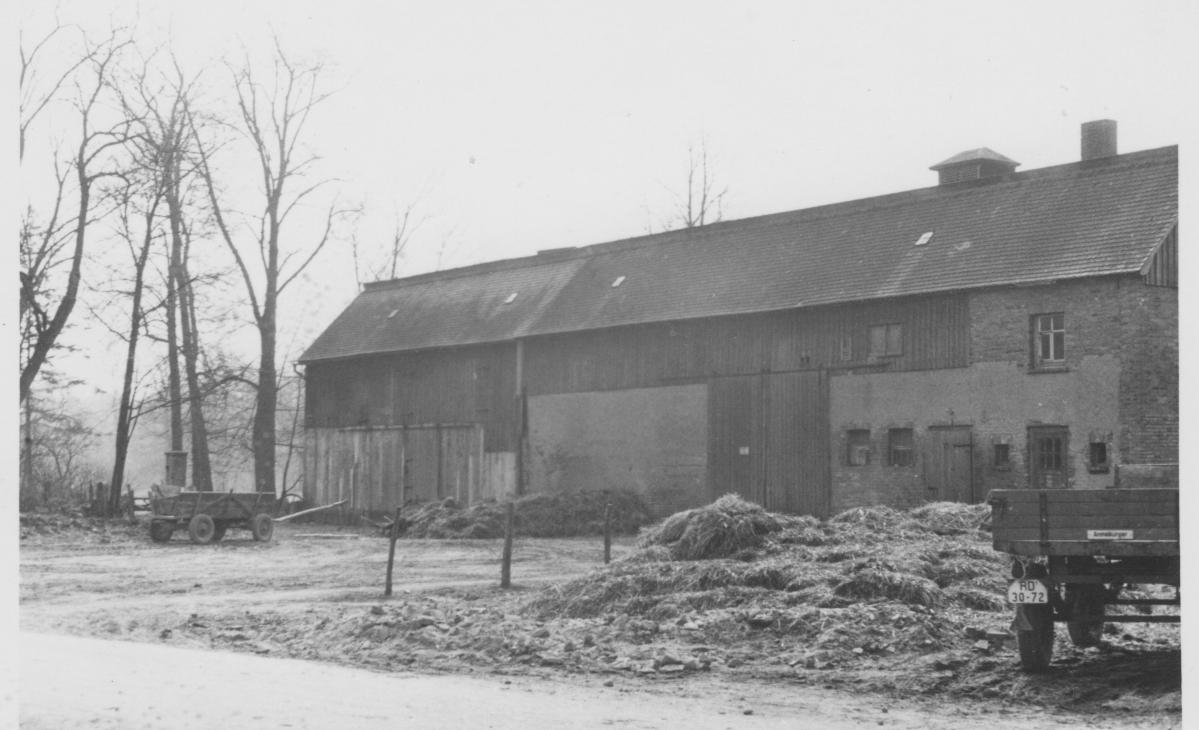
[301,145,1177,363]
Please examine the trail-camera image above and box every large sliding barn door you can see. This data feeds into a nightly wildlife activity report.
[708,371,830,516]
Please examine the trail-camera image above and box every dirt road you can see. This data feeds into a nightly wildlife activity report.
[19,517,1181,728]
[22,632,1150,730]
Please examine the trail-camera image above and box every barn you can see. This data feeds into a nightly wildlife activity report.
[299,121,1177,518]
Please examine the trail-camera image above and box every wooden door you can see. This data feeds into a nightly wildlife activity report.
[708,371,830,516]
[707,377,756,503]
[1028,426,1069,489]
[927,426,974,502]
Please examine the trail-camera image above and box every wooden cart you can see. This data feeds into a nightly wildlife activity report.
[988,488,1179,672]
[149,491,277,544]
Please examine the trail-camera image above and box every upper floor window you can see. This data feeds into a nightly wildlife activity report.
[869,323,903,358]
[1032,313,1065,366]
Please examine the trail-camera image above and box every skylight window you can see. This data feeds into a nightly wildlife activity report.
[503,292,518,304]
[611,276,626,288]
[914,231,934,246]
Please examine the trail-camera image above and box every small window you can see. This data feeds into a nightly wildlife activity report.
[839,332,853,361]
[888,428,915,467]
[1088,441,1110,473]
[992,443,1011,470]
[869,324,902,358]
[1032,313,1065,366]
[846,429,872,466]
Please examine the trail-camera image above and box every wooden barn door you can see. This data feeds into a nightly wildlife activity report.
[708,371,830,516]
[762,371,830,516]
[707,377,756,503]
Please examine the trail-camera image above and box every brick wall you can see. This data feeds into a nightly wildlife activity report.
[828,274,1176,510]
[970,275,1178,470]
[1115,281,1178,463]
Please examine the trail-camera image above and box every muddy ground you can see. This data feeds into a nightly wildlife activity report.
[19,513,1182,727]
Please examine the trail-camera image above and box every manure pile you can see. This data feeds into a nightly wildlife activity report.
[529,495,1006,623]
[399,489,653,539]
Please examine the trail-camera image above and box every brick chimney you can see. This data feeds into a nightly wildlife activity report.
[1081,119,1117,161]
[930,148,1020,185]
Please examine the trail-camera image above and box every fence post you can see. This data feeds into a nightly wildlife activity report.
[500,501,514,588]
[603,502,612,564]
[384,506,401,597]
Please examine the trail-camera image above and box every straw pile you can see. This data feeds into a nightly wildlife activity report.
[528,498,1005,628]
[639,494,784,560]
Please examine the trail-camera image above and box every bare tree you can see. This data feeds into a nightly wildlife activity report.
[21,399,102,511]
[193,40,350,494]
[20,27,132,403]
[113,55,220,490]
[107,188,160,512]
[654,136,728,232]
[352,201,422,288]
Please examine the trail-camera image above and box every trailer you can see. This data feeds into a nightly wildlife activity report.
[987,487,1179,672]
[149,491,277,544]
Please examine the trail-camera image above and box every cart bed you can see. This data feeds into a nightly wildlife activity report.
[988,488,1178,558]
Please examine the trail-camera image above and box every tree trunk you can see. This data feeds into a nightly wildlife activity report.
[176,253,213,491]
[253,311,277,494]
[109,215,153,515]
[20,161,89,403]
[165,235,183,454]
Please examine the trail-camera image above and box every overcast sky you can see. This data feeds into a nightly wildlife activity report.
[13,0,1197,485]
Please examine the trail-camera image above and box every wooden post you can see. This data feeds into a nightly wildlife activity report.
[500,501,514,588]
[384,506,401,597]
[603,502,612,564]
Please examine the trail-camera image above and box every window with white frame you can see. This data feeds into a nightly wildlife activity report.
[1032,313,1065,366]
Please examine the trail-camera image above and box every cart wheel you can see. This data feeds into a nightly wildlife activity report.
[212,523,228,543]
[188,514,216,544]
[150,520,174,543]
[1016,604,1054,672]
[251,513,274,542]
[1066,585,1106,647]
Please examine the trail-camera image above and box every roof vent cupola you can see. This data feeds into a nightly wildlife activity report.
[929,148,1020,185]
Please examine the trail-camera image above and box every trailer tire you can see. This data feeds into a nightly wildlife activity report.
[1016,604,1054,672]
[150,520,174,543]
[251,513,274,542]
[188,514,216,544]
[1066,586,1105,647]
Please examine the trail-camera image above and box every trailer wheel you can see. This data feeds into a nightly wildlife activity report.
[1015,604,1054,672]
[188,514,216,544]
[251,513,274,542]
[1066,585,1106,647]
[150,520,174,543]
[211,523,228,543]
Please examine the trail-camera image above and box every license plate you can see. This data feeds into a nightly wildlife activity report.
[1007,579,1050,604]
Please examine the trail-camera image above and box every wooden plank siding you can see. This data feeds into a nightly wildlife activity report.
[1142,224,1177,288]
[523,293,969,396]
[708,372,829,516]
[304,424,513,515]
[305,344,518,453]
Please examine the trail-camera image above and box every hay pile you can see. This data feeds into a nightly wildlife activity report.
[639,494,785,560]
[398,489,653,539]
[528,499,1006,631]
